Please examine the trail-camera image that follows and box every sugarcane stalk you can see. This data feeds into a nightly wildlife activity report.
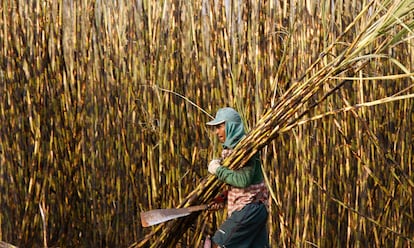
[132,0,414,247]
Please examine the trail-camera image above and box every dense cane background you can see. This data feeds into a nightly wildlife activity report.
[1,0,413,247]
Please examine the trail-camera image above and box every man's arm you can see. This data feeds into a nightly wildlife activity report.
[215,165,255,188]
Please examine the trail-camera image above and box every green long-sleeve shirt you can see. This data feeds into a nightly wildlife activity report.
[215,153,264,188]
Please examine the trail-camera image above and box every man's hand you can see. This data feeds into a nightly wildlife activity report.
[207,202,225,211]
[208,159,221,174]
[207,190,228,211]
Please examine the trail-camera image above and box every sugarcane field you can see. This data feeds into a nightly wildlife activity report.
[1,0,414,247]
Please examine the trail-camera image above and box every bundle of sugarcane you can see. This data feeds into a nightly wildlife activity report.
[131,0,414,247]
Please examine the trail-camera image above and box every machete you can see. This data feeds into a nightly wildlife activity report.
[140,204,209,227]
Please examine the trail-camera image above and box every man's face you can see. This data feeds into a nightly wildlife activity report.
[215,123,226,143]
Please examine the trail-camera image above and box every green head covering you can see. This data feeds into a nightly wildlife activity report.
[206,107,245,149]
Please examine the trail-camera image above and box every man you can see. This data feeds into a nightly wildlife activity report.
[205,107,269,248]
